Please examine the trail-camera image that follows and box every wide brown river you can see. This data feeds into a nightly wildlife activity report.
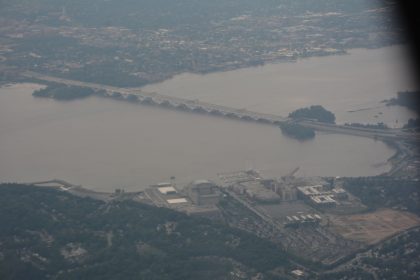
[0,46,417,191]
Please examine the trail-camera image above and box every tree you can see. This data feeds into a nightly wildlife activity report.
[288,105,335,124]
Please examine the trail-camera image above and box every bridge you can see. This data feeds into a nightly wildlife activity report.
[23,71,420,141]
[23,71,288,122]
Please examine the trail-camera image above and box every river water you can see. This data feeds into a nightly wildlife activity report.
[0,46,416,191]
[144,46,418,127]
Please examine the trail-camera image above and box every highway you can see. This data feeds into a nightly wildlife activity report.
[23,71,288,120]
[297,119,420,141]
[23,71,420,141]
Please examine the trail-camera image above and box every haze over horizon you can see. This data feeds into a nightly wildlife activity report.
[0,1,419,279]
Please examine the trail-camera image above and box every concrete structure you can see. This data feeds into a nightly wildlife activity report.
[310,195,336,207]
[218,170,282,204]
[158,186,177,195]
[275,184,298,201]
[332,187,348,199]
[146,182,221,219]
[260,179,298,201]
[297,185,349,208]
[217,170,261,187]
[238,181,281,204]
[284,213,321,227]
[297,185,324,196]
[186,180,220,206]
[167,198,188,204]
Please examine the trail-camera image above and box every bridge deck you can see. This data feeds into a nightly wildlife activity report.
[22,71,419,141]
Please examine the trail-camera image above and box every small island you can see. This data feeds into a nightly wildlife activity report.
[33,84,95,100]
[385,90,420,113]
[279,122,315,140]
[288,105,335,124]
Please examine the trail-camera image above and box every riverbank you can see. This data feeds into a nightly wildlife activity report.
[143,46,417,128]
[382,139,418,177]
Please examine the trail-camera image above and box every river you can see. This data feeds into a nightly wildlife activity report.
[144,45,418,127]
[0,46,416,192]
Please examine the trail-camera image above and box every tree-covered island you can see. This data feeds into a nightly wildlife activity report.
[385,90,420,114]
[33,84,95,101]
[288,105,336,124]
[279,122,315,140]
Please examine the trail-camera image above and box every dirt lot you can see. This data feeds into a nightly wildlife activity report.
[329,208,420,244]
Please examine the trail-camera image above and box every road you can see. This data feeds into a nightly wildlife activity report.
[298,119,420,141]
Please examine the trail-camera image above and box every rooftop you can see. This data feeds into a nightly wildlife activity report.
[192,179,211,185]
[158,186,177,194]
[167,198,188,204]
[310,195,336,204]
[240,181,280,202]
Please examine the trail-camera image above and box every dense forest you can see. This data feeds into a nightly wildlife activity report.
[0,184,291,280]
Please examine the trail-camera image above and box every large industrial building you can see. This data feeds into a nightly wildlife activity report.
[218,170,283,204]
[186,179,220,206]
[235,180,281,204]
[145,181,221,219]
[146,182,189,209]
[262,179,298,201]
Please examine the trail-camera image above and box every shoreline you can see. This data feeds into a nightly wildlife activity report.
[1,45,414,189]
[138,44,408,89]
[3,44,406,91]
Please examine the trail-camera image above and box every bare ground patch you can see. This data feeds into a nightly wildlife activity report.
[328,208,420,244]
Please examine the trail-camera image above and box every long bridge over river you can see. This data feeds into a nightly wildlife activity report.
[23,71,420,141]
